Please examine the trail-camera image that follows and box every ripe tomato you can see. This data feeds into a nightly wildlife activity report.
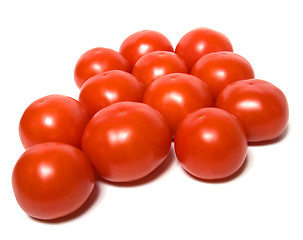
[19,94,90,149]
[175,27,233,70]
[215,79,289,142]
[81,102,172,182]
[79,70,144,116]
[174,108,247,180]
[12,142,95,220]
[74,47,130,88]
[191,51,255,99]
[119,30,174,69]
[132,51,188,88]
[143,73,213,135]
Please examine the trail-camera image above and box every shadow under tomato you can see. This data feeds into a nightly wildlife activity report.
[29,181,104,224]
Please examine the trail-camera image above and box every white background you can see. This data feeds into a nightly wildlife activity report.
[1,0,302,239]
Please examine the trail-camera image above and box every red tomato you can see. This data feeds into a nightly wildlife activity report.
[143,73,213,135]
[74,47,130,88]
[119,30,174,69]
[79,70,144,116]
[19,94,90,149]
[175,27,233,70]
[191,51,255,99]
[174,108,247,180]
[215,79,289,142]
[12,142,95,220]
[81,102,172,182]
[132,51,188,88]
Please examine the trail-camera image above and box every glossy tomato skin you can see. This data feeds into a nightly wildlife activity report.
[79,70,144,116]
[191,51,255,100]
[119,30,174,69]
[81,102,172,182]
[12,142,95,220]
[216,79,289,142]
[175,27,233,70]
[132,51,188,88]
[174,108,247,180]
[19,94,90,149]
[74,47,130,88]
[143,73,213,135]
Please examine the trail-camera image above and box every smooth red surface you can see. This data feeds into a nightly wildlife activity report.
[143,73,213,135]
[19,94,90,149]
[175,27,233,70]
[12,142,95,220]
[216,79,289,142]
[132,51,188,88]
[81,102,172,182]
[74,47,130,88]
[120,30,174,69]
[174,108,247,180]
[191,51,255,100]
[79,70,144,116]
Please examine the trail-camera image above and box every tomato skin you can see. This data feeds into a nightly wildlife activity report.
[74,47,130,88]
[12,142,95,220]
[215,79,289,142]
[174,108,247,180]
[119,30,174,69]
[81,102,172,182]
[132,51,188,88]
[19,94,90,149]
[143,73,213,135]
[175,27,233,70]
[191,51,255,100]
[79,70,145,116]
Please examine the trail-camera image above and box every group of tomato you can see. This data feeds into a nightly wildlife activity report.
[12,28,289,221]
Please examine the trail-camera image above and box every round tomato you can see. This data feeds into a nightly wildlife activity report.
[74,47,130,88]
[132,51,188,88]
[174,108,247,180]
[81,102,172,182]
[175,27,233,70]
[215,79,289,142]
[12,142,95,220]
[19,94,90,149]
[79,70,144,116]
[119,30,174,69]
[191,51,255,99]
[143,73,213,135]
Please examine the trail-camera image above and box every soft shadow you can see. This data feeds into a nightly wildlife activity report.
[99,146,176,187]
[248,125,289,147]
[29,181,104,224]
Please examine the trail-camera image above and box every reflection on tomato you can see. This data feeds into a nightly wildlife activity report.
[175,27,233,70]
[81,102,172,182]
[120,30,174,69]
[12,142,95,220]
[174,108,247,180]
[132,51,188,88]
[216,79,289,142]
[144,73,213,135]
[74,47,130,88]
[19,94,90,149]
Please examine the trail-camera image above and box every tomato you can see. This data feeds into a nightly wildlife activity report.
[81,102,172,182]
[12,142,95,220]
[191,51,255,99]
[132,51,188,88]
[74,47,130,88]
[79,70,144,116]
[119,30,174,69]
[174,108,247,180]
[175,27,233,70]
[215,79,289,142]
[143,73,213,135]
[19,94,90,149]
